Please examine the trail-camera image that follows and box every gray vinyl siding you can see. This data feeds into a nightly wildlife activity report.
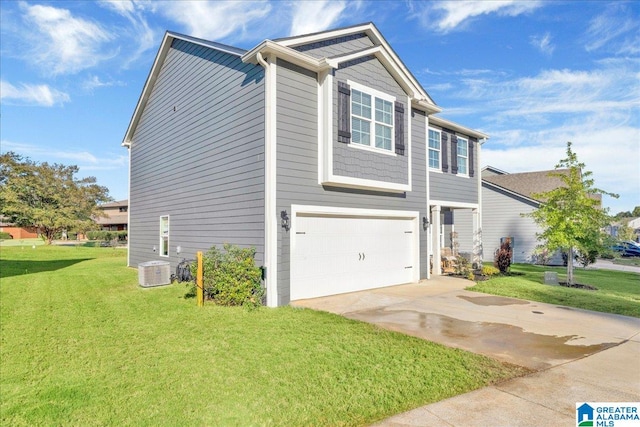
[293,33,374,59]
[429,172,478,203]
[452,209,475,254]
[333,55,409,185]
[129,39,266,271]
[275,58,428,305]
[481,184,561,264]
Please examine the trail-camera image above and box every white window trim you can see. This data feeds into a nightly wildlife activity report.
[347,80,396,155]
[159,215,169,258]
[456,136,469,177]
[428,127,442,171]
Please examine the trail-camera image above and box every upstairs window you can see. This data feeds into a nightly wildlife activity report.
[349,83,395,153]
[428,129,441,169]
[457,137,468,175]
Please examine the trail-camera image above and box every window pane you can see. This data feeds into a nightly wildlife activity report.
[161,236,169,256]
[375,98,392,125]
[457,139,468,156]
[375,123,392,150]
[352,118,370,145]
[428,130,440,149]
[352,90,371,118]
[429,149,440,169]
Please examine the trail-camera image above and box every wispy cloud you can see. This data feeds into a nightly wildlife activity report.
[289,0,347,36]
[0,140,128,170]
[530,32,554,56]
[98,0,158,68]
[82,75,126,92]
[19,2,115,75]
[584,3,639,54]
[153,1,271,41]
[0,80,70,106]
[413,0,543,33]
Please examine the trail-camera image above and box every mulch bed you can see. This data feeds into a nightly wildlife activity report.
[559,282,598,291]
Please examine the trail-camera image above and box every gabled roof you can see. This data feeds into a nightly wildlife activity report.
[100,199,129,208]
[483,169,570,203]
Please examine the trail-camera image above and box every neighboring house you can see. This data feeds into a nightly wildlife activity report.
[0,220,38,239]
[481,166,571,264]
[122,23,487,307]
[96,200,129,231]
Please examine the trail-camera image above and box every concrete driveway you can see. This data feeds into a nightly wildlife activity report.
[292,276,640,426]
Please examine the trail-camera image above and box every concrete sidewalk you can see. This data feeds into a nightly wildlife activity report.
[292,276,640,426]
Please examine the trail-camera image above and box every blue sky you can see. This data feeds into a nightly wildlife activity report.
[1,0,638,213]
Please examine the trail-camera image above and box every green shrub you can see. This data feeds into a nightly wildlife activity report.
[481,265,500,276]
[86,230,128,242]
[0,232,12,240]
[198,244,264,308]
[454,255,473,278]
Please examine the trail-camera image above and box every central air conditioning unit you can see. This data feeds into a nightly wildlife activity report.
[138,261,171,288]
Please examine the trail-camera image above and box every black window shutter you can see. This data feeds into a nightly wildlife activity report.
[337,81,351,143]
[451,134,458,175]
[394,102,405,155]
[469,137,476,177]
[441,132,449,172]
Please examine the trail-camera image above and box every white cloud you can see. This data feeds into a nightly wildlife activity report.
[0,80,70,106]
[415,0,543,33]
[20,2,115,75]
[584,3,639,54]
[530,32,555,56]
[82,76,125,92]
[153,1,271,41]
[98,0,158,68]
[289,0,347,36]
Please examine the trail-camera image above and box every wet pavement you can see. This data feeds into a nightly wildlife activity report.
[291,276,640,426]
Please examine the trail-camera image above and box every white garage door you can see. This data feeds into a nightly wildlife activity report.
[290,210,418,301]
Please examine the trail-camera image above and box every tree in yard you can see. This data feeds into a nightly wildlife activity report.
[0,152,112,244]
[526,142,617,285]
[617,224,636,242]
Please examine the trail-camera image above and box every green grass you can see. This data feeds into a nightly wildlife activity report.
[0,246,527,426]
[0,238,45,247]
[469,264,640,318]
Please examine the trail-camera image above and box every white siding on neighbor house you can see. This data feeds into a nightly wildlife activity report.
[128,39,266,270]
[482,183,550,264]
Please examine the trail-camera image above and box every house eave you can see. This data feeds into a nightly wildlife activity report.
[429,116,489,140]
[241,40,333,72]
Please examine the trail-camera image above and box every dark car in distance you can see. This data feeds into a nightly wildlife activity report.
[612,241,640,257]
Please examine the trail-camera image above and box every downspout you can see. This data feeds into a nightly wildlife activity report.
[256,52,278,307]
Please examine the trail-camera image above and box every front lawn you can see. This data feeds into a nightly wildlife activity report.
[0,246,526,426]
[469,264,640,318]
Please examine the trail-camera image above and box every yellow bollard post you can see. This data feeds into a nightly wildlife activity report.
[196,251,204,307]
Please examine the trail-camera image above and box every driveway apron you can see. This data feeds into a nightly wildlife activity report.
[291,276,640,426]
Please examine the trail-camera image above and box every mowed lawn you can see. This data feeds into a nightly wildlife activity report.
[0,246,527,427]
[469,264,640,318]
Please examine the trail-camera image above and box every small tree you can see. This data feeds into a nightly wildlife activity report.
[0,152,111,244]
[617,224,636,242]
[495,240,512,273]
[526,142,617,285]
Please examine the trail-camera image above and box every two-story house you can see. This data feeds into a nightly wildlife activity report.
[122,23,487,307]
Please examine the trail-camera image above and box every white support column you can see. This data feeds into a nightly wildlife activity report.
[431,205,441,276]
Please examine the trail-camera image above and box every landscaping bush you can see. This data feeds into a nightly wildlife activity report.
[495,241,512,273]
[454,255,473,278]
[197,244,264,308]
[481,265,500,276]
[0,232,12,240]
[86,230,128,243]
[576,249,598,268]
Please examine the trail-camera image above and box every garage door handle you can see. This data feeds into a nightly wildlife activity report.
[363,253,365,260]
[405,266,412,269]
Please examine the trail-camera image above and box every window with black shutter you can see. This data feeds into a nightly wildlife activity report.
[469,137,476,177]
[451,134,458,175]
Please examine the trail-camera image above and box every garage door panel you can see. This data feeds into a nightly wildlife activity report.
[290,213,417,301]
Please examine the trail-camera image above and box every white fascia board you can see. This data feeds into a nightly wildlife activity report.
[122,32,174,147]
[430,200,479,209]
[242,40,332,72]
[413,99,442,114]
[326,46,381,68]
[482,180,541,206]
[429,116,489,140]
